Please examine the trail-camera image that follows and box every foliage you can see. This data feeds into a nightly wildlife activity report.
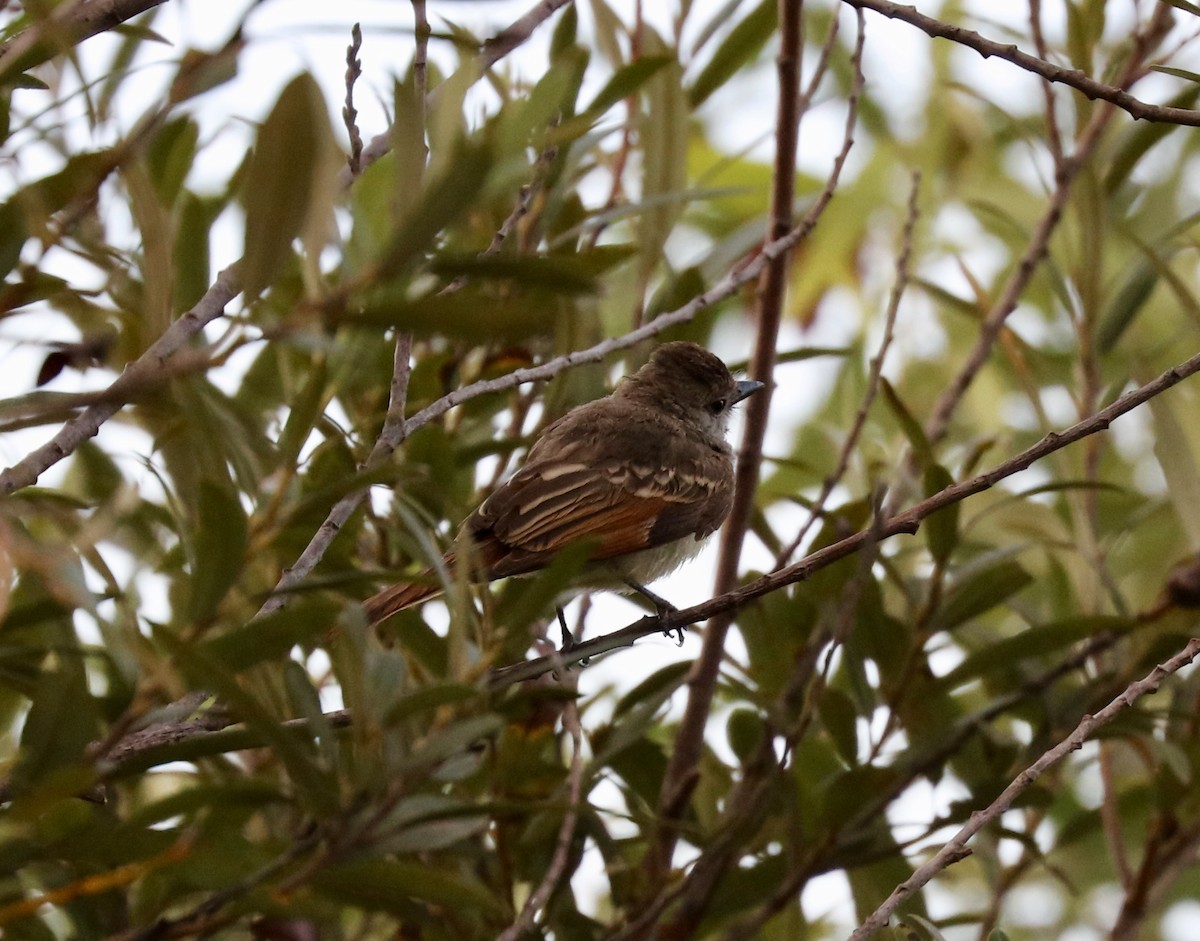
[2,1,1200,940]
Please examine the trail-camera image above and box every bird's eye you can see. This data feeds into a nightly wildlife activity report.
[707,398,727,415]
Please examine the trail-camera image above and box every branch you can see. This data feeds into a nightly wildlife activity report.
[846,637,1200,941]
[0,0,167,82]
[0,263,241,495]
[343,23,364,176]
[840,0,1200,126]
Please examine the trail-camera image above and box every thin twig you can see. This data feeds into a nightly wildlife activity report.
[411,0,429,104]
[840,0,1200,126]
[343,23,364,176]
[847,637,1200,941]
[480,0,575,70]
[1028,0,1064,167]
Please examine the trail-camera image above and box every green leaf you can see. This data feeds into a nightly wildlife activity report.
[354,287,556,339]
[0,199,26,280]
[390,73,427,219]
[145,116,199,207]
[927,559,1033,634]
[373,139,492,281]
[186,478,249,624]
[550,2,578,57]
[1148,385,1200,549]
[688,0,776,107]
[174,193,217,311]
[819,687,859,766]
[399,715,504,773]
[428,253,603,294]
[385,683,478,724]
[726,708,766,763]
[10,642,99,795]
[941,616,1129,689]
[923,464,958,565]
[1150,65,1200,82]
[242,73,331,299]
[638,31,687,284]
[584,56,672,117]
[200,598,338,672]
[1105,86,1200,192]
[317,857,507,918]
[881,378,934,469]
[168,34,242,104]
[156,630,338,814]
[1097,258,1160,353]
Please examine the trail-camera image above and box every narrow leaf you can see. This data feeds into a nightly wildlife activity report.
[242,73,329,298]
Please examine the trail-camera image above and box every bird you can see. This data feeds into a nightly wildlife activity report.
[362,341,764,643]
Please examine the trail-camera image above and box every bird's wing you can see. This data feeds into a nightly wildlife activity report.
[469,449,731,579]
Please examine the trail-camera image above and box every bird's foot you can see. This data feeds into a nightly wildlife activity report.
[556,607,589,665]
[624,579,685,646]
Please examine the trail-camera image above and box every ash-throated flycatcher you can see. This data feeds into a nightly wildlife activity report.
[363,341,763,634]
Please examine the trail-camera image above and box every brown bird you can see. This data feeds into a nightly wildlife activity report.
[363,342,763,640]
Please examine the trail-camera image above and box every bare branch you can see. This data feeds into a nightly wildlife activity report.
[0,263,241,495]
[480,0,575,71]
[841,0,1200,126]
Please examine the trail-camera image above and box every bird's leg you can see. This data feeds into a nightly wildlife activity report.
[556,606,574,648]
[556,607,590,666]
[623,579,685,646]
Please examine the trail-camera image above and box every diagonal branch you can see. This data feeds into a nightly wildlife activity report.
[840,0,1200,126]
[0,263,241,495]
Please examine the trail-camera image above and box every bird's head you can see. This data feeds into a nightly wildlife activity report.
[619,341,764,439]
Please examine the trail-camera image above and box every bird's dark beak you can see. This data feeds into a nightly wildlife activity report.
[732,379,765,404]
